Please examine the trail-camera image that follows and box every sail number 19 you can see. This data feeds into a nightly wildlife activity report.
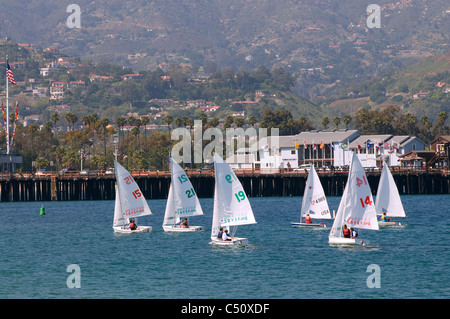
[235,191,246,202]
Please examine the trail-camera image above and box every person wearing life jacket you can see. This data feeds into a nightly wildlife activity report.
[304,213,313,224]
[342,224,351,238]
[217,228,224,240]
[350,227,358,239]
[380,212,390,222]
[129,219,137,230]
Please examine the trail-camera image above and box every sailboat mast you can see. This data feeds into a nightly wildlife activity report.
[171,158,177,226]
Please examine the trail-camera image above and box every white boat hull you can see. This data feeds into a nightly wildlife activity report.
[291,222,326,228]
[163,225,203,232]
[210,237,249,245]
[113,226,152,233]
[328,236,363,245]
[378,221,402,227]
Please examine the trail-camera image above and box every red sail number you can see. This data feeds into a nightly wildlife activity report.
[124,175,134,184]
[132,189,142,199]
[359,195,373,208]
[356,175,368,187]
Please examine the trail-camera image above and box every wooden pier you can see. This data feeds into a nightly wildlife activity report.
[0,169,449,202]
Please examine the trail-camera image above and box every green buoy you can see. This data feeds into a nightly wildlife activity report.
[40,205,46,215]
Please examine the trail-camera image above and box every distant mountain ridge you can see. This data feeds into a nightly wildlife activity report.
[0,0,448,100]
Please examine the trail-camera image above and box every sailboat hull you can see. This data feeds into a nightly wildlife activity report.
[210,237,249,245]
[163,225,203,232]
[113,226,152,233]
[378,221,402,227]
[328,236,363,245]
[291,222,327,228]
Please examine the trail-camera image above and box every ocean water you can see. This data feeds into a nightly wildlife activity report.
[0,195,449,299]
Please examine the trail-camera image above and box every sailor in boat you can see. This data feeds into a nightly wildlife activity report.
[305,213,313,224]
[342,224,351,238]
[179,218,189,228]
[129,219,137,231]
[380,212,390,223]
[350,227,358,239]
[222,229,234,241]
[217,228,224,240]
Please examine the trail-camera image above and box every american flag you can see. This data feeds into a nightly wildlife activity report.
[7,61,16,85]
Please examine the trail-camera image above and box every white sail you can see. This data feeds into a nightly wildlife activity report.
[164,158,204,226]
[211,154,256,240]
[114,161,152,223]
[300,165,331,220]
[329,152,379,238]
[375,161,406,217]
[113,187,127,227]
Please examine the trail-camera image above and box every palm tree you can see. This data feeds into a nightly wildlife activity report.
[333,116,341,129]
[89,113,99,155]
[343,115,352,129]
[209,117,219,128]
[100,117,110,157]
[128,115,136,127]
[131,126,140,149]
[141,116,149,138]
[234,117,245,128]
[164,114,173,135]
[175,117,183,128]
[321,116,329,129]
[248,116,257,127]
[438,111,448,123]
[51,112,60,129]
[65,112,78,149]
[65,112,78,131]
[116,117,127,150]
[199,112,207,128]
[224,115,234,129]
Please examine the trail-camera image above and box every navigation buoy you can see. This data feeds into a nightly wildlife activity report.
[40,205,46,215]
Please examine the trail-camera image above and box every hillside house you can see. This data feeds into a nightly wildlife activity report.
[67,81,86,89]
[121,74,143,81]
[413,92,429,99]
[90,74,114,82]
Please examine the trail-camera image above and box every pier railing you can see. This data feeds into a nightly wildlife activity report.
[1,167,448,181]
[0,167,448,201]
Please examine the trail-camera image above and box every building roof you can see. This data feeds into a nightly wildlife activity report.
[259,129,360,150]
[430,135,450,144]
[398,150,435,161]
[348,134,392,148]
[296,130,360,145]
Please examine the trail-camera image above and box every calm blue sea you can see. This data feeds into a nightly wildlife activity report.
[0,195,449,299]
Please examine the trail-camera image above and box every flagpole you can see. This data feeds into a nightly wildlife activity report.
[6,55,9,156]
[303,143,305,165]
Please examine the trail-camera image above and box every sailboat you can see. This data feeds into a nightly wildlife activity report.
[375,161,406,226]
[112,161,152,233]
[210,154,257,245]
[163,158,204,232]
[329,152,379,245]
[292,164,331,228]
